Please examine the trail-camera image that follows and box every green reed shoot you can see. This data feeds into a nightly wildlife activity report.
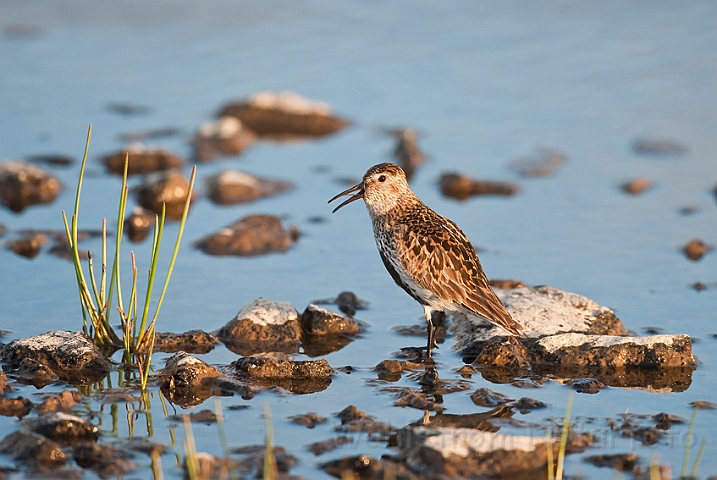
[63,124,195,389]
[555,391,574,480]
[681,405,706,479]
[264,403,278,480]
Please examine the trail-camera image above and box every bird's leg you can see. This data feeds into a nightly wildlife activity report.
[423,306,436,362]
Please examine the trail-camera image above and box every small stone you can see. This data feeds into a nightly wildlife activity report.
[195,215,299,257]
[218,299,302,354]
[124,207,155,243]
[159,351,221,390]
[193,116,257,162]
[584,453,638,472]
[334,406,395,440]
[306,436,351,455]
[102,144,184,175]
[652,413,685,430]
[207,170,293,205]
[470,388,512,407]
[689,400,717,410]
[394,389,444,411]
[172,409,217,424]
[488,279,527,289]
[692,282,708,291]
[0,161,63,213]
[567,378,606,394]
[25,154,73,166]
[440,172,520,201]
[683,239,710,261]
[118,127,180,143]
[312,291,369,317]
[217,91,349,138]
[321,455,417,479]
[300,304,364,336]
[107,103,151,116]
[621,178,652,195]
[35,390,83,414]
[134,170,193,220]
[473,336,532,369]
[513,397,549,413]
[154,329,219,354]
[5,232,46,259]
[289,412,327,429]
[73,441,136,477]
[232,355,333,380]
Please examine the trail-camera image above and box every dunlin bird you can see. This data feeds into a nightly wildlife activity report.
[329,162,521,361]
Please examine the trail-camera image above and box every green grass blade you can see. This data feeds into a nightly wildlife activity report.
[546,426,554,480]
[690,436,706,478]
[263,403,277,480]
[681,406,699,477]
[556,392,573,480]
[138,209,164,341]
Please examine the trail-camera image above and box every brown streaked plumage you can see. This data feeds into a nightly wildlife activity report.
[329,162,521,361]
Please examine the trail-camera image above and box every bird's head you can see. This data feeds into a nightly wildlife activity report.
[329,163,412,216]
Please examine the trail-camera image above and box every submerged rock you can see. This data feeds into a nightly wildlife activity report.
[159,351,221,407]
[102,144,185,175]
[73,441,137,477]
[5,232,47,259]
[470,388,512,407]
[195,215,299,257]
[134,170,193,220]
[312,291,369,317]
[0,161,63,213]
[218,298,302,355]
[193,116,257,162]
[0,396,33,418]
[633,139,687,155]
[1,331,112,382]
[231,354,333,394]
[584,453,639,472]
[508,148,566,178]
[154,329,219,354]
[288,412,327,429]
[334,406,396,441]
[218,90,349,138]
[35,390,83,415]
[321,455,418,479]
[206,170,293,205]
[307,436,352,456]
[439,172,520,201]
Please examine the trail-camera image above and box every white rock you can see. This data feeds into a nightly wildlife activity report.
[234,298,299,326]
[537,332,684,353]
[247,91,333,115]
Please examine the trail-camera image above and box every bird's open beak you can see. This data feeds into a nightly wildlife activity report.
[328,182,364,213]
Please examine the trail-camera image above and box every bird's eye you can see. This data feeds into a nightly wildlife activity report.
[378,175,386,182]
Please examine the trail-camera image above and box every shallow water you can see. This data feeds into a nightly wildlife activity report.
[1,0,716,478]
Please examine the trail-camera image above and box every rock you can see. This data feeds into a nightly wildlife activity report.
[633,139,687,155]
[300,304,365,336]
[0,161,62,212]
[683,238,710,261]
[321,455,418,479]
[206,170,293,205]
[22,412,99,443]
[533,333,694,369]
[451,285,629,354]
[184,452,247,480]
[5,232,47,258]
[231,356,334,380]
[621,178,652,195]
[217,91,349,138]
[159,352,221,407]
[118,127,180,143]
[689,400,717,410]
[35,390,83,414]
[154,329,220,354]
[394,389,444,411]
[195,215,299,257]
[218,298,302,354]
[513,397,548,414]
[508,148,566,178]
[652,413,684,430]
[488,279,527,289]
[472,335,532,369]
[1,331,112,382]
[398,427,558,477]
[231,445,299,478]
[0,396,33,418]
[124,207,155,243]
[289,412,327,429]
[567,377,606,394]
[159,351,221,389]
[390,128,424,181]
[209,375,256,400]
[171,409,217,424]
[307,436,351,456]
[312,291,369,317]
[102,144,184,175]
[0,430,67,469]
[193,116,257,162]
[134,170,193,220]
[470,388,512,407]
[584,453,638,472]
[334,406,396,441]
[440,172,520,201]
[73,441,136,477]
[107,102,150,116]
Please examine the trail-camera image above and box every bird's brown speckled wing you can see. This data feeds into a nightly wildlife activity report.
[394,211,522,334]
